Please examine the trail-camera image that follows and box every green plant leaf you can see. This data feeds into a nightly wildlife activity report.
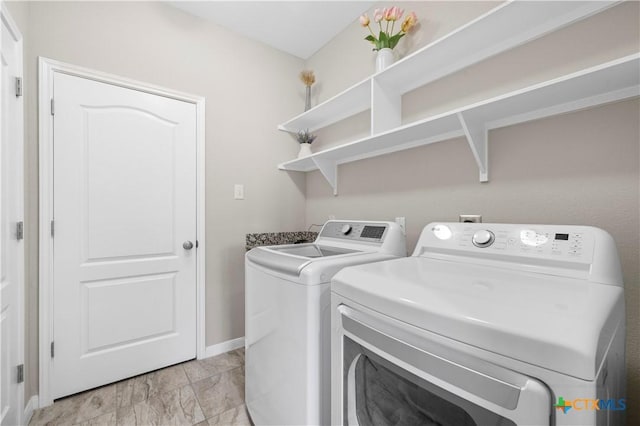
[388,33,405,49]
[364,35,376,43]
[379,31,388,43]
[388,33,404,43]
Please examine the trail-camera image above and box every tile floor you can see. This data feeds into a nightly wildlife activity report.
[29,348,252,426]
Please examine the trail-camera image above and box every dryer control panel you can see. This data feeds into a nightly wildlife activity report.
[416,222,622,286]
[428,223,594,261]
[458,227,590,259]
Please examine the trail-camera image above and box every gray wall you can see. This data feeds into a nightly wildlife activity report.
[304,1,640,424]
[6,0,307,404]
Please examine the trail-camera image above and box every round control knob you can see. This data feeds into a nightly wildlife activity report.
[472,230,495,248]
[341,224,352,235]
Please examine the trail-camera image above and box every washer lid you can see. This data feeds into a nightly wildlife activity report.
[269,244,358,258]
[331,257,624,380]
[246,243,363,276]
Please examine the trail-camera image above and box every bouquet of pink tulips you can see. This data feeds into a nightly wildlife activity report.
[360,7,418,51]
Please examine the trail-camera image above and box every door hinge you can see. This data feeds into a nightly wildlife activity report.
[15,77,23,97]
[51,98,55,116]
[17,364,24,383]
[51,341,55,358]
[16,221,24,241]
[51,220,55,237]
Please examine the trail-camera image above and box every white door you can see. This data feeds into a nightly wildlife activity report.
[52,72,197,399]
[0,5,24,426]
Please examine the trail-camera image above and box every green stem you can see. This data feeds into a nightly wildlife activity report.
[367,24,376,38]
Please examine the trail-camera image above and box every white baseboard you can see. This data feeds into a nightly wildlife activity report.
[203,337,245,359]
[24,395,39,425]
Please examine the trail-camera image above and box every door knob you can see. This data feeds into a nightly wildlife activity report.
[183,241,194,250]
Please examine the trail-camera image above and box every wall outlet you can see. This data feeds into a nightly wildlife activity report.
[395,217,406,234]
[234,184,244,200]
[459,214,482,223]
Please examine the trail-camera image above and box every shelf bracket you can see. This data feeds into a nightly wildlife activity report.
[457,112,488,182]
[371,78,402,134]
[312,158,338,196]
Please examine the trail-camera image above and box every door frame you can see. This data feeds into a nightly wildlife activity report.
[38,57,206,407]
[1,3,25,424]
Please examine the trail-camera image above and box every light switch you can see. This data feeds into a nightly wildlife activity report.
[234,184,244,200]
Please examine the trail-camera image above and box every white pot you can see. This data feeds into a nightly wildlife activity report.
[298,143,313,158]
[376,48,395,73]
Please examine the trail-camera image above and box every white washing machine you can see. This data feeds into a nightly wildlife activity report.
[245,220,406,425]
[331,222,626,426]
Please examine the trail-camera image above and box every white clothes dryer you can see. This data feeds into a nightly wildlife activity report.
[331,222,625,426]
[245,220,406,425]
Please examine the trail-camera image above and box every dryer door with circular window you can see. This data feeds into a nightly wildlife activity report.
[333,304,552,426]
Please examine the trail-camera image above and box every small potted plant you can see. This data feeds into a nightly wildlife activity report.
[296,129,317,158]
[360,7,418,72]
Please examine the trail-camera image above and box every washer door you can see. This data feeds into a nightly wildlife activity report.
[338,305,552,426]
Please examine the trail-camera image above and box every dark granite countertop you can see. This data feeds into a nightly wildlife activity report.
[246,231,318,251]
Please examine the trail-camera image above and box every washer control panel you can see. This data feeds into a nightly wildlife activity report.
[426,223,594,263]
[320,221,389,242]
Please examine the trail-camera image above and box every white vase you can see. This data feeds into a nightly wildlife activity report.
[376,48,395,73]
[304,86,311,111]
[298,143,312,158]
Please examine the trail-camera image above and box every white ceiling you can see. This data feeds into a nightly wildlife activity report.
[168,1,375,59]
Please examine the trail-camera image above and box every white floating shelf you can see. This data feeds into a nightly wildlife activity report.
[277,1,618,135]
[279,55,640,194]
[375,0,618,95]
[278,79,370,133]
